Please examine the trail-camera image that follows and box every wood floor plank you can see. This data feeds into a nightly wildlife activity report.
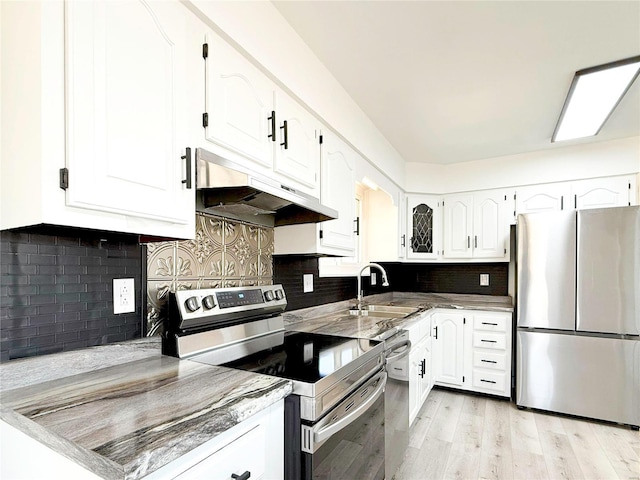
[452,412,484,448]
[442,442,481,480]
[401,436,452,480]
[425,391,465,443]
[482,398,511,451]
[512,448,550,480]
[538,430,585,480]
[461,394,487,418]
[477,446,514,480]
[409,388,444,449]
[561,417,620,479]
[591,423,640,480]
[509,407,543,455]
[533,409,567,435]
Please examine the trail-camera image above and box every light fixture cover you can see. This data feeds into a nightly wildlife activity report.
[552,56,640,142]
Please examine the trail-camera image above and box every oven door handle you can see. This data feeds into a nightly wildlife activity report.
[313,371,387,445]
[385,339,411,364]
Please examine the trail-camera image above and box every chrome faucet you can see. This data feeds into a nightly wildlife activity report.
[356,263,390,310]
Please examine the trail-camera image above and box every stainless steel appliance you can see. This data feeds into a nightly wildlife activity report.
[162,285,387,479]
[382,328,411,480]
[516,206,640,427]
[195,148,338,227]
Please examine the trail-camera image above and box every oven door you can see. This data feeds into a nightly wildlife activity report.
[285,370,386,480]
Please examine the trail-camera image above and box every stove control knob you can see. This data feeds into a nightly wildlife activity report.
[264,291,274,302]
[202,295,216,310]
[275,289,284,300]
[184,296,201,313]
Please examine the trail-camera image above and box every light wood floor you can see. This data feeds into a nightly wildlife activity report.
[395,388,640,480]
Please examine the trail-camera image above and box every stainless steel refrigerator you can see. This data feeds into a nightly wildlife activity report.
[516,206,640,427]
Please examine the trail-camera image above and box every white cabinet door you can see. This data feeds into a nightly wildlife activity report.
[418,336,433,406]
[572,176,634,210]
[204,31,275,169]
[406,194,442,259]
[443,194,473,258]
[432,312,464,386]
[65,0,195,225]
[408,346,423,426]
[319,131,356,252]
[274,91,321,196]
[473,190,507,258]
[515,183,571,215]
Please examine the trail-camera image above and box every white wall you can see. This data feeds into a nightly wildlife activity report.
[406,136,640,193]
[187,0,406,188]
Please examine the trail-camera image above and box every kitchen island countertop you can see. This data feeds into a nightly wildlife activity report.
[0,341,292,479]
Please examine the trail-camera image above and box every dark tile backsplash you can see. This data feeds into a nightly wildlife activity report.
[0,225,144,362]
[274,256,509,311]
[274,256,357,311]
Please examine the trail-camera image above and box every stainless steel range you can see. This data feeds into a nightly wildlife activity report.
[162,285,387,480]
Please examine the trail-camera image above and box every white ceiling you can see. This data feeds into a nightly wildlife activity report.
[273,1,640,165]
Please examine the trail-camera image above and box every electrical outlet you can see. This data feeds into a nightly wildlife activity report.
[371,272,377,286]
[480,274,490,287]
[113,278,135,314]
[303,274,314,293]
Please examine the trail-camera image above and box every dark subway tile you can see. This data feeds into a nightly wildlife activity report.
[8,244,38,254]
[37,245,64,255]
[29,334,55,347]
[55,331,79,344]
[55,293,80,304]
[0,274,28,285]
[2,296,30,307]
[7,285,38,296]
[30,295,56,306]
[28,275,56,285]
[6,306,38,318]
[63,246,87,257]
[62,320,86,332]
[29,314,56,326]
[56,311,80,322]
[58,255,80,265]
[37,323,64,335]
[56,275,80,285]
[29,233,57,245]
[62,283,85,294]
[7,327,38,339]
[80,256,102,266]
[62,302,85,312]
[4,264,37,275]
[0,317,30,329]
[37,344,64,356]
[29,254,56,265]
[36,304,63,315]
[38,265,64,275]
[9,347,39,360]
[38,284,64,295]
[106,317,126,328]
[63,340,91,351]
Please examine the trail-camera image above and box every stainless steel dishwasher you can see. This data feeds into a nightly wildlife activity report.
[383,329,412,480]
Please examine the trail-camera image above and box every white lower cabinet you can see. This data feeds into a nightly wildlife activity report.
[145,401,284,480]
[406,312,433,425]
[431,309,512,398]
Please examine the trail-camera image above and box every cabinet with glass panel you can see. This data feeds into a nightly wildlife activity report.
[405,194,442,260]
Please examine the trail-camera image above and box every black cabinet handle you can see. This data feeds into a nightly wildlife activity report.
[481,339,497,343]
[419,359,426,378]
[280,120,288,149]
[354,217,360,235]
[481,359,497,364]
[467,236,470,248]
[482,322,498,326]
[434,326,438,340]
[401,234,406,247]
[232,472,251,480]
[474,235,478,248]
[480,379,497,384]
[268,111,276,142]
[181,147,192,189]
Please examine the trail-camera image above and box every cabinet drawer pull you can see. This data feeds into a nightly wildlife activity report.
[467,236,470,248]
[434,326,438,340]
[481,339,497,343]
[401,234,406,247]
[474,235,478,248]
[181,147,192,189]
[231,472,251,480]
[480,379,497,384]
[481,322,498,326]
[280,120,288,149]
[268,111,276,142]
[481,359,497,364]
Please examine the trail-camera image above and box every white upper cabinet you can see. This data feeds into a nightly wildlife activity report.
[406,194,442,260]
[204,31,275,169]
[515,183,571,215]
[515,175,636,219]
[1,0,199,238]
[273,91,321,197]
[572,176,636,210]
[202,31,320,198]
[318,131,356,252]
[443,190,508,260]
[66,0,197,228]
[273,130,354,256]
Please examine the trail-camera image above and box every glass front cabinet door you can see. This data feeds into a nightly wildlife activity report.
[406,195,442,260]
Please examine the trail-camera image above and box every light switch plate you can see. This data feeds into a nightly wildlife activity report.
[113,278,135,314]
[480,274,490,286]
[303,274,314,293]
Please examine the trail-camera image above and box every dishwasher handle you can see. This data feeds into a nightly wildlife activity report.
[313,371,386,445]
[385,339,411,364]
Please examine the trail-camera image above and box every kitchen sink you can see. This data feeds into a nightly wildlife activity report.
[349,304,418,318]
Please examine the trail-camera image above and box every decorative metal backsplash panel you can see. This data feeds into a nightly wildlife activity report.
[146,213,274,334]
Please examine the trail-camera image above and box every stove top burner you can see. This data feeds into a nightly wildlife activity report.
[222,331,381,384]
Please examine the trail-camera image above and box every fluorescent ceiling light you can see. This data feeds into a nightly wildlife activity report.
[552,56,640,142]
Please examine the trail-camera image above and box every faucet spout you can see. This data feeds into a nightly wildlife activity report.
[356,263,390,309]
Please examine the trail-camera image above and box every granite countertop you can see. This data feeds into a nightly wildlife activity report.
[284,292,513,340]
[0,341,292,479]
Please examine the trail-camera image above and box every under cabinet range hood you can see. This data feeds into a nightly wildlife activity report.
[195,148,338,227]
